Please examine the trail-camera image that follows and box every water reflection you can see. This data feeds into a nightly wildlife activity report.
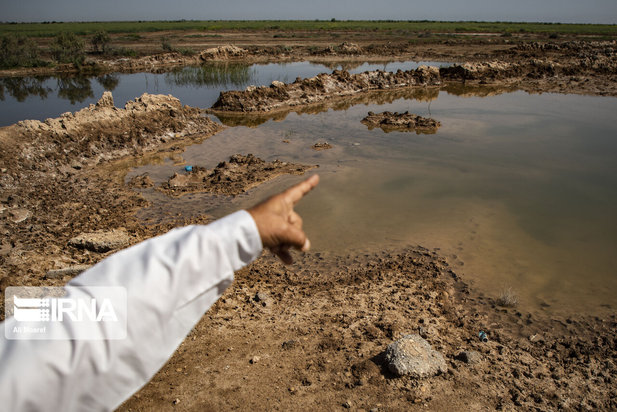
[56,76,94,104]
[96,73,120,91]
[0,74,122,105]
[0,77,51,102]
[210,87,441,127]
[164,63,256,88]
[1,60,453,126]
[442,83,519,98]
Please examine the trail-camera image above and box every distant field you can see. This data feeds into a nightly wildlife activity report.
[1,20,616,37]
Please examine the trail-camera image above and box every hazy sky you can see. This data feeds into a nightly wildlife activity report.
[2,0,616,24]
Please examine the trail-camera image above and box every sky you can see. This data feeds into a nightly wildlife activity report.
[1,0,616,24]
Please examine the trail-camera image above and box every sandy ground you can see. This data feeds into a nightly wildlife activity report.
[1,32,617,411]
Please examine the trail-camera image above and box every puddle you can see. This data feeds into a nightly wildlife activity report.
[130,88,617,317]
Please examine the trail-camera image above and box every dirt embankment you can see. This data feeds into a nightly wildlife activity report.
[158,154,315,197]
[206,40,617,121]
[120,248,617,411]
[213,86,441,128]
[440,40,617,95]
[208,66,440,115]
[362,111,441,134]
[0,91,223,296]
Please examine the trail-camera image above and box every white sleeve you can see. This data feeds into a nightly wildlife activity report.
[0,210,262,412]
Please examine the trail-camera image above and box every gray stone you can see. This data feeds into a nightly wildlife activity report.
[384,334,447,378]
[8,208,31,224]
[46,265,92,279]
[69,229,130,252]
[455,350,482,364]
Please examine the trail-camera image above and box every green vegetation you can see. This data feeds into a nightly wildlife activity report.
[0,34,46,68]
[0,20,615,37]
[51,32,85,65]
[164,63,255,87]
[91,30,110,53]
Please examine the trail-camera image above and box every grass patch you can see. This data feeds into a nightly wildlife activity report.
[0,20,615,37]
[496,287,519,308]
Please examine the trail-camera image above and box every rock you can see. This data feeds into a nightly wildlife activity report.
[271,80,285,88]
[254,291,272,307]
[68,229,130,252]
[96,91,114,108]
[312,142,332,151]
[281,340,297,350]
[343,400,352,408]
[46,265,92,279]
[384,334,447,378]
[249,356,261,364]
[8,208,31,224]
[455,350,482,364]
[254,291,269,302]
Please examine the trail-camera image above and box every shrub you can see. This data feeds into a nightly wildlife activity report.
[91,30,111,54]
[496,287,518,307]
[0,34,44,68]
[51,32,85,65]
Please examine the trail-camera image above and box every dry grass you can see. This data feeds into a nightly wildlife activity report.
[496,286,518,307]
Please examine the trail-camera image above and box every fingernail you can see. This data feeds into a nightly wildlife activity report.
[302,238,311,252]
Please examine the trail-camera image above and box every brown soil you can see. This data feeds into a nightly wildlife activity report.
[0,91,223,303]
[1,32,617,411]
[158,154,315,197]
[119,249,617,411]
[361,111,441,134]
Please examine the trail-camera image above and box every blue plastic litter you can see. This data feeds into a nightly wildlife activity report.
[184,165,193,172]
[478,331,488,342]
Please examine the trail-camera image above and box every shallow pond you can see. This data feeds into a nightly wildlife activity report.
[0,60,446,126]
[3,61,617,317]
[132,87,617,317]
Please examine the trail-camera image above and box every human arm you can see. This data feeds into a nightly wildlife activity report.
[0,174,319,411]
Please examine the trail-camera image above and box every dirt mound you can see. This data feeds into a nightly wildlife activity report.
[199,45,248,61]
[2,91,221,173]
[100,52,200,73]
[338,42,362,55]
[212,87,440,128]
[120,248,617,411]
[441,41,617,87]
[209,66,440,114]
[0,92,224,295]
[159,154,316,197]
[361,111,441,134]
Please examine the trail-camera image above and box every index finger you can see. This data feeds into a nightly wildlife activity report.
[284,174,320,205]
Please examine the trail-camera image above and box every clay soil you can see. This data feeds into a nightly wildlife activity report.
[1,31,617,411]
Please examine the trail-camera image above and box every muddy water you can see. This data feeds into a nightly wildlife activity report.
[130,89,617,317]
